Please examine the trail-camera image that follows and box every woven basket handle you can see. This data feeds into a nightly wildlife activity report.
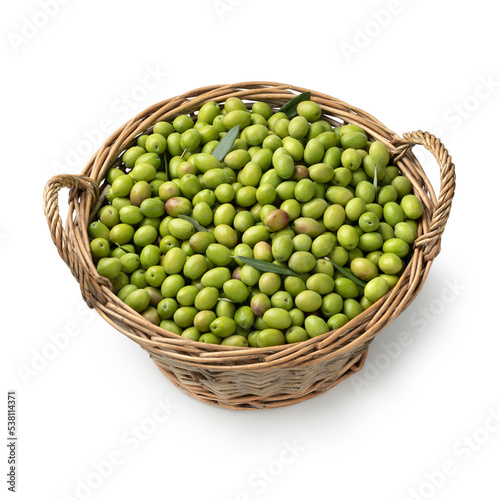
[393,131,456,261]
[43,174,111,306]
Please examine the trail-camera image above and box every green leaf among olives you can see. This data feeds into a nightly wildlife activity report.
[211,125,240,161]
[235,256,298,277]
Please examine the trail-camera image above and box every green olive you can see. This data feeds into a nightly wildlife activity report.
[305,315,330,338]
[378,253,403,274]
[133,225,157,247]
[323,147,342,168]
[382,237,410,257]
[109,223,134,246]
[257,328,286,347]
[400,194,423,219]
[272,234,294,262]
[286,326,309,344]
[157,298,178,320]
[173,115,194,133]
[223,279,250,303]
[383,201,406,227]
[172,306,197,328]
[198,333,222,344]
[334,277,359,299]
[343,298,363,320]
[242,226,270,247]
[145,265,167,288]
[183,254,208,280]
[112,174,134,197]
[221,335,249,347]
[337,225,359,250]
[313,259,333,279]
[321,293,344,317]
[288,115,309,139]
[288,251,316,274]
[153,121,174,138]
[377,185,398,206]
[124,289,150,313]
[90,238,110,259]
[295,290,322,312]
[306,273,335,295]
[326,186,354,206]
[176,285,200,307]
[359,212,380,233]
[97,257,122,280]
[263,308,292,330]
[311,233,336,258]
[358,232,384,252]
[327,313,350,330]
[223,110,251,130]
[201,267,231,288]
[316,131,339,150]
[292,217,323,238]
[363,154,386,181]
[304,139,325,165]
[160,274,185,298]
[350,258,378,281]
[252,101,273,119]
[392,176,413,198]
[297,101,322,122]
[291,234,312,253]
[210,316,237,338]
[308,163,334,183]
[193,310,217,332]
[394,221,418,244]
[198,102,221,124]
[364,276,390,303]
[258,272,282,296]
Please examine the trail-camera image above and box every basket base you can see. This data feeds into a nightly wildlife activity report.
[152,350,368,410]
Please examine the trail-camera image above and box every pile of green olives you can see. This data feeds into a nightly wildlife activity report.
[88,96,423,348]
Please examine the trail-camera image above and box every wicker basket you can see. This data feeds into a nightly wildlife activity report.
[43,82,456,410]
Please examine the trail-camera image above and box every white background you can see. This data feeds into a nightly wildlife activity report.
[1,1,498,499]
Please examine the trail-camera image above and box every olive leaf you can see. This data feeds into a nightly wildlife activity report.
[325,257,367,288]
[177,214,208,232]
[373,165,378,196]
[279,91,312,119]
[235,256,298,277]
[211,124,240,161]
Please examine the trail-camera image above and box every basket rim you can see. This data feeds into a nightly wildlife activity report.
[44,81,454,370]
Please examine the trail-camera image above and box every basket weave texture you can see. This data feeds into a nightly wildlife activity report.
[43,82,456,410]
